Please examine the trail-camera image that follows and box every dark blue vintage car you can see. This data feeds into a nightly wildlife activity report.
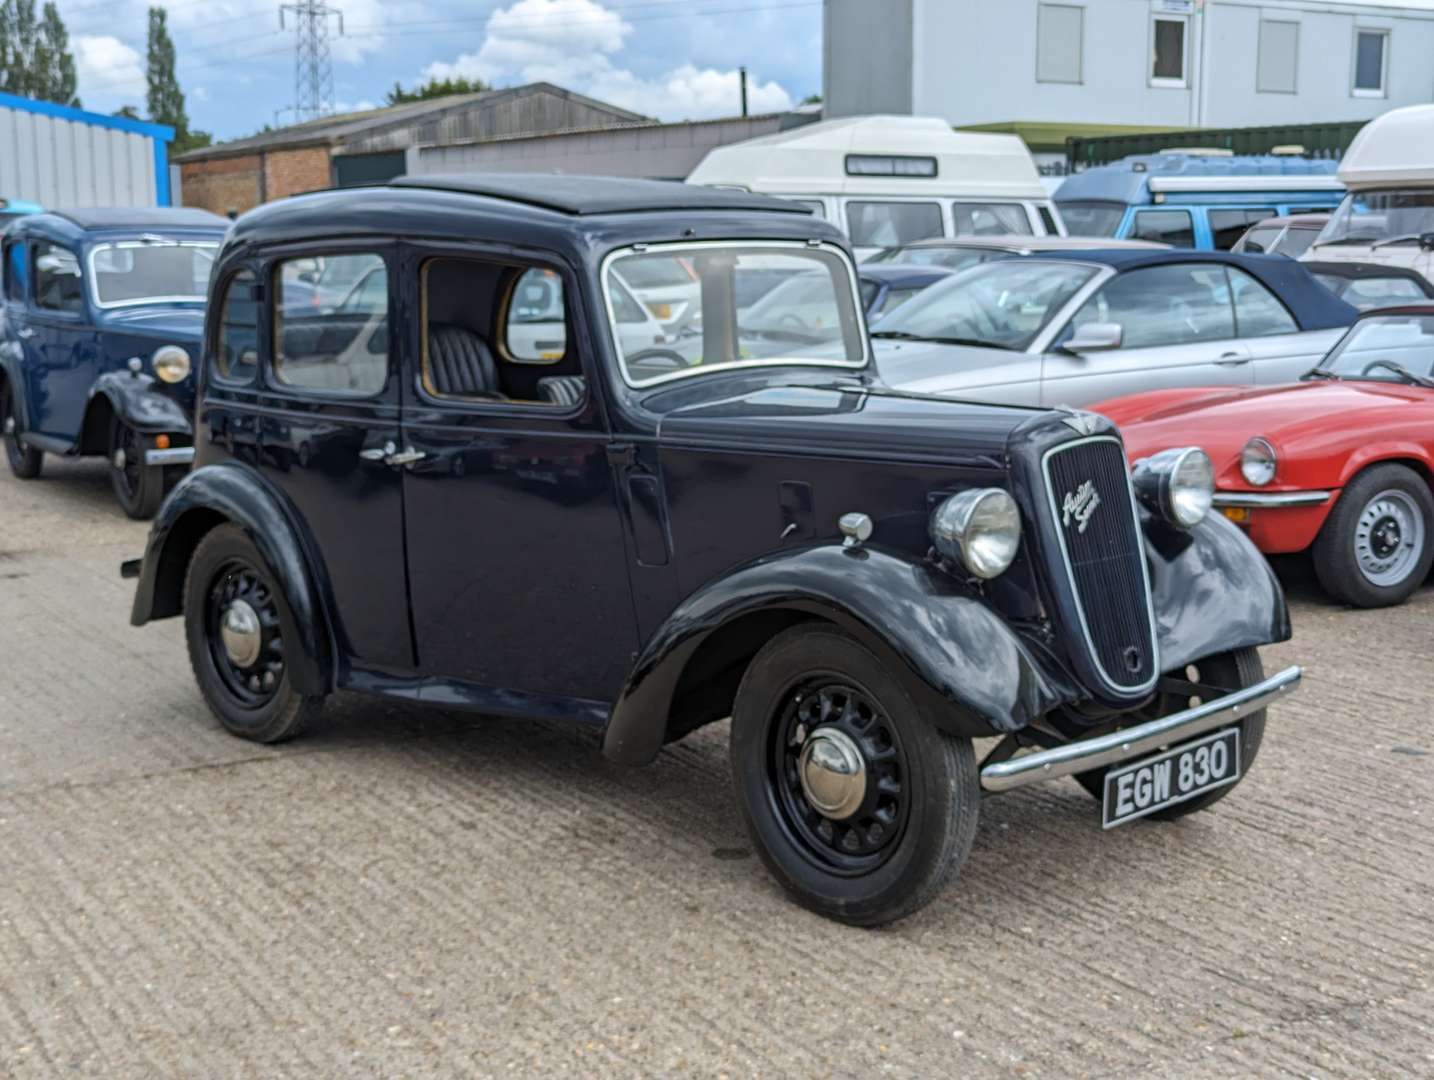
[0,207,229,516]
[124,176,1303,925]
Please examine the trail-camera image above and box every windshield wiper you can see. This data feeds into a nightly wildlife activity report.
[1314,235,1382,247]
[1362,359,1434,388]
[870,330,1015,350]
[1371,233,1432,249]
[1303,368,1339,381]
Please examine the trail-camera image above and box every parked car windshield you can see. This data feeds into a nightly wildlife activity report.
[1317,314,1434,382]
[867,244,1001,272]
[1056,201,1125,237]
[88,240,218,307]
[605,244,865,386]
[870,260,1097,352]
[1317,190,1434,247]
[1312,272,1429,311]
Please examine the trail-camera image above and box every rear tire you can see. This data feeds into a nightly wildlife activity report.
[730,624,980,926]
[1312,463,1434,608]
[183,524,324,743]
[108,414,164,519]
[2,381,43,479]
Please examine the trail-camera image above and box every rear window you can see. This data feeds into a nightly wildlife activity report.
[1210,209,1276,251]
[846,201,943,248]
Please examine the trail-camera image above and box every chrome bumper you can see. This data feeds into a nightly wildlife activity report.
[979,665,1303,793]
[144,446,194,466]
[1213,491,1330,508]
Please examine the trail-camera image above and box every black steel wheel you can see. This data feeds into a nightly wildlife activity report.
[731,624,979,926]
[183,524,323,743]
[2,380,43,479]
[108,414,163,519]
[1312,463,1434,608]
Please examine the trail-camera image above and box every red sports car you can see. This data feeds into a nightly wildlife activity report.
[1094,305,1434,608]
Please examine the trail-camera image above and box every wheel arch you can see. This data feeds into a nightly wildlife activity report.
[129,463,337,696]
[1337,445,1434,490]
[88,371,192,441]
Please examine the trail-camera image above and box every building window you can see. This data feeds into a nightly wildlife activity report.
[1036,3,1084,85]
[1353,29,1388,97]
[1257,20,1299,94]
[1151,14,1188,86]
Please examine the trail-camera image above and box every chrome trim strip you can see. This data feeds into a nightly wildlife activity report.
[144,447,195,466]
[980,665,1303,793]
[1041,434,1161,698]
[1213,490,1332,508]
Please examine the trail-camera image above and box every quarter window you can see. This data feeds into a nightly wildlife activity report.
[1151,15,1188,85]
[845,201,943,248]
[213,269,259,384]
[1131,209,1195,248]
[1353,29,1388,95]
[1228,267,1298,338]
[34,242,84,313]
[272,252,389,394]
[1070,264,1235,349]
[504,268,568,363]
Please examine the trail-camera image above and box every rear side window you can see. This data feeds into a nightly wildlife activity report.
[272,253,389,395]
[212,269,259,383]
[1071,263,1234,348]
[1131,210,1195,248]
[1210,208,1276,250]
[950,202,1032,236]
[1228,267,1298,337]
[34,242,84,313]
[846,201,943,248]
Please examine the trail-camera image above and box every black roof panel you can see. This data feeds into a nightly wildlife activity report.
[389,173,809,216]
[50,206,229,230]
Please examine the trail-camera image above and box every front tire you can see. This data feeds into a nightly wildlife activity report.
[1312,463,1434,608]
[183,524,324,743]
[730,625,980,926]
[108,414,164,519]
[2,381,43,479]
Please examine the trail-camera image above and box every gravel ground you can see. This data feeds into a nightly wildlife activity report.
[1,458,1431,1079]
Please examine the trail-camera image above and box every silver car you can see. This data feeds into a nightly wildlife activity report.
[872,251,1357,407]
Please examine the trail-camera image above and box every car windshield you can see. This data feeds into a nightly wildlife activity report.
[1056,201,1125,237]
[869,259,1097,352]
[1317,314,1434,382]
[615,255,694,289]
[868,244,998,272]
[88,240,218,307]
[605,244,865,386]
[1316,190,1434,247]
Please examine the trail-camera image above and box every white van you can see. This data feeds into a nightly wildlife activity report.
[686,115,1064,259]
[1304,105,1434,283]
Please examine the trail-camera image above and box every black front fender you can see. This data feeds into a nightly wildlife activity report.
[602,544,1076,766]
[129,463,333,696]
[1146,509,1292,672]
[91,371,192,435]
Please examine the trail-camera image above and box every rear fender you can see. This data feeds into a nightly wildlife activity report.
[601,544,1076,766]
[129,463,334,696]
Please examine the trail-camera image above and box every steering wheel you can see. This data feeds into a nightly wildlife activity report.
[626,348,690,372]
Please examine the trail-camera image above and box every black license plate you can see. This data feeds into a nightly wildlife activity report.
[1102,728,1241,829]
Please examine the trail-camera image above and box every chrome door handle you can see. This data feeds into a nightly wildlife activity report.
[359,441,395,462]
[1214,351,1250,366]
[386,446,427,467]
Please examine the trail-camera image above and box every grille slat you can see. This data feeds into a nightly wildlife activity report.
[1044,437,1157,693]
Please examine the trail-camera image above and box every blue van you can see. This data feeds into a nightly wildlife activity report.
[0,197,44,230]
[1055,154,1343,250]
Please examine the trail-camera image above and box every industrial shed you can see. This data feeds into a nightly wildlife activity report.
[175,83,646,216]
[0,90,175,209]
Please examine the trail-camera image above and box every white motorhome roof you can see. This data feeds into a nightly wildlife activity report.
[1337,105,1434,189]
[685,115,1049,200]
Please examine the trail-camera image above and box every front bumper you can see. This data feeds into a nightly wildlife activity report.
[144,446,195,466]
[979,664,1302,792]
[1212,490,1331,508]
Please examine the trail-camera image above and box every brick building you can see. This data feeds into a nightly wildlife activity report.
[176,83,645,216]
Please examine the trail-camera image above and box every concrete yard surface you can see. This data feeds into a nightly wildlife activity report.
[1,459,1431,1078]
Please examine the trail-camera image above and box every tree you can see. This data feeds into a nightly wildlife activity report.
[0,0,81,107]
[144,6,210,156]
[385,75,490,106]
[113,105,141,119]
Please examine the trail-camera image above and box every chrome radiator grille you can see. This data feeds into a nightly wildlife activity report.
[1042,436,1158,694]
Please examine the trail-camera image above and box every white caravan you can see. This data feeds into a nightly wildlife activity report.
[1305,105,1434,283]
[686,115,1063,258]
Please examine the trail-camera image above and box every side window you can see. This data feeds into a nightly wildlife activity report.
[845,201,943,248]
[1070,264,1235,348]
[950,202,1032,236]
[213,269,259,384]
[3,240,24,302]
[1228,267,1298,337]
[34,242,84,313]
[273,252,389,394]
[1131,210,1195,248]
[1210,208,1276,250]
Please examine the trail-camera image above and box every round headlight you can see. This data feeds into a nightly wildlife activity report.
[1132,447,1214,529]
[1240,437,1276,487]
[151,345,191,384]
[931,488,1022,580]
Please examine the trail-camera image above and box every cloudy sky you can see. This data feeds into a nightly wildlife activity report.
[61,0,823,141]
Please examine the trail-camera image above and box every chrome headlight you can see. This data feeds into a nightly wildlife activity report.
[1132,447,1214,528]
[931,488,1022,579]
[1240,437,1276,487]
[151,345,191,384]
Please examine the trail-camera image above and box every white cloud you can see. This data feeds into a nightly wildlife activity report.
[74,35,145,104]
[423,0,792,121]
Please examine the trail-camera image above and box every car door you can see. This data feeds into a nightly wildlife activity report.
[398,246,639,707]
[1223,265,1340,385]
[27,240,97,442]
[1040,262,1254,406]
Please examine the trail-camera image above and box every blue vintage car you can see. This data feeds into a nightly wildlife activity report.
[124,176,1304,925]
[0,207,229,516]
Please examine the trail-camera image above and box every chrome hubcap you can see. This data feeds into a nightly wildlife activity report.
[797,727,868,821]
[219,599,263,668]
[1355,489,1424,586]
[112,448,126,470]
